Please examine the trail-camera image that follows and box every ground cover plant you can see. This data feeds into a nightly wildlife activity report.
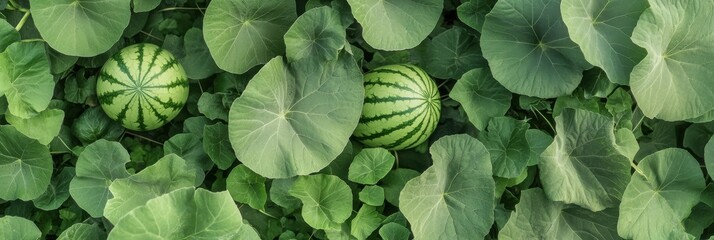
[1,0,714,239]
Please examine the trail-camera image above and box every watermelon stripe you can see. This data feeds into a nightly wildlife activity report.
[369,69,427,93]
[97,89,131,105]
[99,72,133,88]
[400,64,432,96]
[115,94,137,123]
[365,77,421,95]
[364,96,424,104]
[359,103,425,124]
[143,78,188,89]
[112,54,137,86]
[404,108,436,149]
[355,115,419,141]
[143,94,185,109]
[382,111,429,149]
[141,45,164,86]
[136,95,147,131]
[142,58,179,86]
[144,98,169,123]
[136,44,145,86]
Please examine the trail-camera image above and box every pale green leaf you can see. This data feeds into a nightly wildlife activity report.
[347,0,442,50]
[400,134,495,240]
[478,117,530,178]
[228,53,363,178]
[539,108,632,211]
[6,108,64,145]
[69,140,130,217]
[32,167,74,211]
[351,205,385,240]
[284,6,346,62]
[618,148,705,240]
[348,148,395,185]
[359,185,384,207]
[289,174,353,230]
[0,125,52,201]
[0,216,41,240]
[31,0,131,57]
[450,68,511,131]
[379,222,411,240]
[0,41,54,118]
[203,0,296,74]
[58,223,105,240]
[227,164,267,211]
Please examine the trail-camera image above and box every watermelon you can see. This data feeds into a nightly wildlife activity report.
[96,43,189,131]
[353,64,441,150]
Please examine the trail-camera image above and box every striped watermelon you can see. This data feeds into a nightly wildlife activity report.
[96,43,189,131]
[353,64,441,150]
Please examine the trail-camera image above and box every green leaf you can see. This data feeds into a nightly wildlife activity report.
[108,188,261,239]
[32,167,74,211]
[164,133,212,185]
[630,0,714,120]
[269,177,301,213]
[0,125,52,201]
[71,107,124,145]
[379,222,411,240]
[0,19,19,51]
[289,174,353,230]
[481,0,590,98]
[227,164,267,211]
[284,6,346,62]
[561,0,648,84]
[228,53,363,178]
[0,41,54,118]
[31,0,131,57]
[450,68,512,131]
[618,148,706,240]
[58,223,106,240]
[104,154,196,224]
[683,121,714,158]
[580,68,616,99]
[359,185,385,207]
[351,205,385,240]
[347,0,442,50]
[198,92,229,121]
[706,136,714,179]
[499,188,619,239]
[69,140,130,218]
[684,185,714,237]
[63,70,96,104]
[552,92,604,117]
[400,134,495,240]
[203,0,296,74]
[6,108,64,145]
[606,88,635,130]
[478,117,529,178]
[132,0,160,12]
[180,28,221,79]
[423,26,487,79]
[203,123,235,170]
[456,0,496,32]
[525,129,552,166]
[380,168,419,207]
[0,216,41,240]
[348,148,395,185]
[539,108,633,211]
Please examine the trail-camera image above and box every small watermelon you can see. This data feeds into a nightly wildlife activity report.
[96,43,189,131]
[353,64,441,150]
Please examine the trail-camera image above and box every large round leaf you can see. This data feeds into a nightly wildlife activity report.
[284,6,346,62]
[203,0,296,74]
[0,125,52,201]
[69,139,130,217]
[0,42,54,118]
[0,20,20,51]
[449,68,511,131]
[58,223,106,240]
[499,188,620,239]
[348,148,395,185]
[107,188,260,239]
[423,26,487,79]
[0,216,41,240]
[30,0,131,57]
[478,117,530,178]
[228,53,363,178]
[539,108,634,211]
[399,134,495,240]
[618,148,705,240]
[104,154,195,224]
[561,0,648,85]
[6,108,64,145]
[347,0,442,50]
[289,174,353,230]
[481,0,591,98]
[629,0,714,121]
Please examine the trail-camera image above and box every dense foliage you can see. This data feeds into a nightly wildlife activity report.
[1,0,714,239]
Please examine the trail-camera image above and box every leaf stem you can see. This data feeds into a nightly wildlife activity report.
[124,131,163,145]
[57,136,77,156]
[630,161,648,180]
[393,150,399,168]
[8,0,27,12]
[140,31,163,41]
[15,11,31,32]
[157,7,207,12]
[531,106,555,133]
